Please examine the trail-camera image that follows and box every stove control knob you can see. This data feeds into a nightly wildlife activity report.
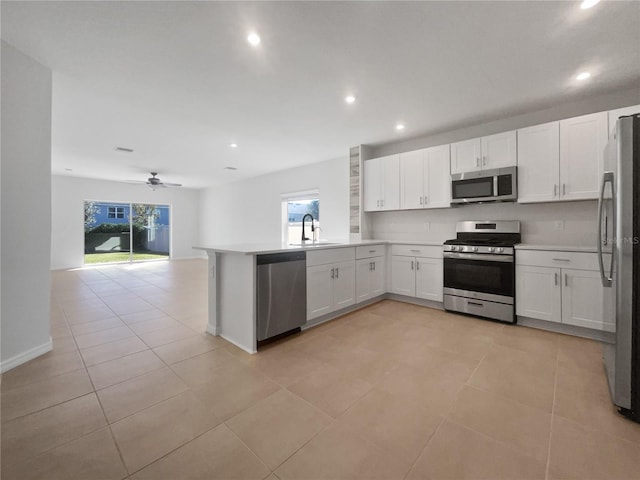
[454,246,461,252]
[473,246,479,252]
[488,247,495,253]
[496,247,504,253]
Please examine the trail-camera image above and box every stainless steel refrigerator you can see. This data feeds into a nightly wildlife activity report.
[598,113,640,422]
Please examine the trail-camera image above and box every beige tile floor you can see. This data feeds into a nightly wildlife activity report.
[2,258,640,479]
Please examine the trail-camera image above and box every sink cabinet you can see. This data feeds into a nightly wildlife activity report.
[306,248,356,320]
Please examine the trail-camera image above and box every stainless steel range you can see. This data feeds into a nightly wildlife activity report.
[443,221,521,323]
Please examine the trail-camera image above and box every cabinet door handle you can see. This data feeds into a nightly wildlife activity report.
[373,261,376,271]
[565,273,568,287]
[410,249,421,253]
[369,262,373,271]
[381,199,384,207]
[416,261,420,270]
[554,184,558,197]
[563,184,566,196]
[554,272,558,286]
[482,155,486,166]
[552,258,570,262]
[331,268,334,279]
[476,157,480,167]
[369,249,376,253]
[411,261,414,270]
[424,195,428,204]
[336,267,339,278]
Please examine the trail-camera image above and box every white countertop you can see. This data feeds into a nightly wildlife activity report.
[194,239,445,255]
[515,244,598,253]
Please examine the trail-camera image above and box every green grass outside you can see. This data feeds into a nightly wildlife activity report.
[84,252,169,264]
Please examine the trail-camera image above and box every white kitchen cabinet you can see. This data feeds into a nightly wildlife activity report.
[517,122,560,203]
[516,250,610,331]
[518,112,608,203]
[450,131,516,175]
[559,112,608,201]
[481,131,518,170]
[307,248,356,320]
[307,263,334,319]
[364,154,400,212]
[390,256,416,297]
[561,268,606,331]
[307,260,355,320]
[391,245,443,302]
[516,265,562,322]
[415,257,444,302]
[450,138,482,174]
[356,257,385,302]
[400,145,451,210]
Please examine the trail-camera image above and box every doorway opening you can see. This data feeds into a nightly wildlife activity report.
[84,201,171,265]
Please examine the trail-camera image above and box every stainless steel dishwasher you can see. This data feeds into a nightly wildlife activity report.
[256,251,307,342]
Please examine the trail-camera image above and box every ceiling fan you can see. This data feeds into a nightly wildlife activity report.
[125,172,182,190]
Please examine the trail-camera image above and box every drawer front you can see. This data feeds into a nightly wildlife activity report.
[307,247,356,267]
[391,244,442,259]
[516,250,602,270]
[356,244,386,259]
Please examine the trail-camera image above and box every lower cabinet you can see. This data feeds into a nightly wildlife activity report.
[307,259,356,320]
[391,251,443,302]
[516,250,612,331]
[355,257,385,303]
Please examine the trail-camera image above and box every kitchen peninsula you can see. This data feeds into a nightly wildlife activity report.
[194,241,386,353]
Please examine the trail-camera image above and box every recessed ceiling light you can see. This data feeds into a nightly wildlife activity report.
[247,33,261,46]
[230,143,238,148]
[580,0,600,9]
[576,71,591,81]
[395,123,405,131]
[345,95,356,104]
[115,147,134,153]
[224,166,238,171]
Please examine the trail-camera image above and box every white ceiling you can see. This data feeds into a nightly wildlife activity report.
[2,1,639,189]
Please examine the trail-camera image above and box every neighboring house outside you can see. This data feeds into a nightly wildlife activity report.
[89,203,170,228]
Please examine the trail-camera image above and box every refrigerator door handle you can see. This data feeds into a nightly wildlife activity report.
[597,171,615,287]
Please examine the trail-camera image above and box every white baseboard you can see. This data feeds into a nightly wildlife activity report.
[1,338,53,373]
[206,323,218,336]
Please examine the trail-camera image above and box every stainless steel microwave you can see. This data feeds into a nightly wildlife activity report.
[451,166,517,204]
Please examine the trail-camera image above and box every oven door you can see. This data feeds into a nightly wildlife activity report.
[443,252,514,303]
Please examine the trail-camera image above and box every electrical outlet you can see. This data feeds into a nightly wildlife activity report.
[554,220,565,231]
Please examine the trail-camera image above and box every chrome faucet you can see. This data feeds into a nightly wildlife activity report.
[301,214,315,242]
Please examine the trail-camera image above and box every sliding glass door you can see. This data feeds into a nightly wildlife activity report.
[84,201,170,265]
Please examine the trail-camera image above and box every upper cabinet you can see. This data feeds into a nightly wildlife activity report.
[450,131,516,174]
[559,112,608,201]
[517,121,560,203]
[518,112,608,203]
[400,144,451,210]
[363,154,400,212]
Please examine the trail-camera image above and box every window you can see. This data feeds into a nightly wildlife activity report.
[281,191,319,244]
[108,206,125,219]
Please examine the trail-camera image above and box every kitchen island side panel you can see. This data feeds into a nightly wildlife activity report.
[209,252,257,353]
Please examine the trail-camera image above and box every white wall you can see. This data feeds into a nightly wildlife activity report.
[51,175,200,269]
[199,156,349,245]
[1,42,53,371]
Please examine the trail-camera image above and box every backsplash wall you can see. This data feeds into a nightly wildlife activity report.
[368,200,597,246]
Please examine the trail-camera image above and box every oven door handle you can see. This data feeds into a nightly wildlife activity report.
[443,252,514,263]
